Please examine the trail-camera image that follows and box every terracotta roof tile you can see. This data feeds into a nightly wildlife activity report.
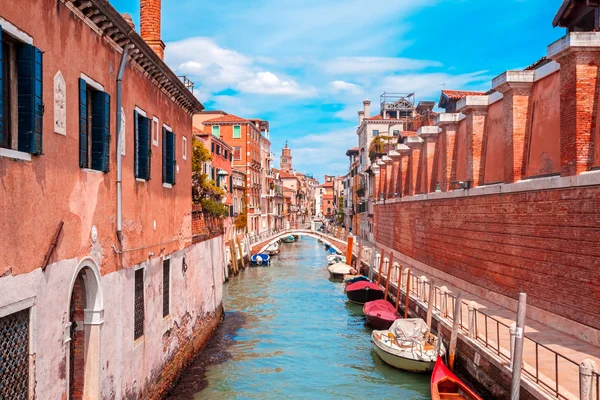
[203,114,250,124]
[441,90,486,100]
[365,114,399,121]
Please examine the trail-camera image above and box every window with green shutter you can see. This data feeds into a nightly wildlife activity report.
[134,110,151,180]
[79,78,111,172]
[212,125,220,137]
[0,27,44,155]
[162,126,176,185]
[233,125,241,138]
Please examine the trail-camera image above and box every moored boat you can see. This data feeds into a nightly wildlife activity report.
[363,299,400,330]
[431,356,483,400]
[250,253,270,266]
[371,318,444,373]
[281,236,295,244]
[345,281,384,304]
[327,263,355,280]
[327,254,346,265]
[344,275,369,285]
[265,242,280,255]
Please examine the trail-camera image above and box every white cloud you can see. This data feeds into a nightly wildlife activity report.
[166,37,316,98]
[237,72,317,96]
[329,80,363,95]
[322,57,442,75]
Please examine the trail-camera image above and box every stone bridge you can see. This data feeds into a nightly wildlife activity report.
[249,228,349,256]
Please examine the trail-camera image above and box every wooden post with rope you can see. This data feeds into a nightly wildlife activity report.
[377,249,385,286]
[236,237,244,270]
[404,268,411,318]
[395,263,403,311]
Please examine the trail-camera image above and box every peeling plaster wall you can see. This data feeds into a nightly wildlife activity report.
[0,237,224,399]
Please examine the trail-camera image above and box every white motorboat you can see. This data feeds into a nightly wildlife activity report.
[327,254,346,265]
[327,263,355,280]
[265,242,280,255]
[371,318,445,373]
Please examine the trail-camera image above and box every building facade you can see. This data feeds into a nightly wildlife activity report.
[0,1,224,399]
[201,113,266,236]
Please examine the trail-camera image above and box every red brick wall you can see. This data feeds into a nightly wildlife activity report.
[375,186,600,330]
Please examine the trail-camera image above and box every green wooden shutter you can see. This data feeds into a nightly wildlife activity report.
[134,110,139,177]
[17,43,43,155]
[146,119,151,180]
[230,175,233,193]
[162,127,167,183]
[91,91,110,172]
[0,27,3,144]
[137,116,150,179]
[171,132,176,185]
[79,79,88,167]
[164,131,175,185]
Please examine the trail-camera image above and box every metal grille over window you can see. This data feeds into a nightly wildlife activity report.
[0,309,29,399]
[134,269,144,340]
[163,259,170,318]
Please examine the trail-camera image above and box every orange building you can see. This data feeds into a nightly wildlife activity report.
[200,114,267,235]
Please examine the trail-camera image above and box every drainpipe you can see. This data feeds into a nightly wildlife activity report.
[116,46,129,244]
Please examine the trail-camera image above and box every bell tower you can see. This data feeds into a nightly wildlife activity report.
[281,141,292,173]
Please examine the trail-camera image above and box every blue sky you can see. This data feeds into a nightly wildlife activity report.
[111,0,565,180]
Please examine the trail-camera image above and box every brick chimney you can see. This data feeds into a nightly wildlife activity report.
[140,0,165,60]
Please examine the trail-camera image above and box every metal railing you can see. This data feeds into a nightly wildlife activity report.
[366,261,589,400]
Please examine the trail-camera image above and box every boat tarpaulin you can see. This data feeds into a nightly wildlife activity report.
[346,281,383,292]
[391,318,429,342]
[327,263,352,274]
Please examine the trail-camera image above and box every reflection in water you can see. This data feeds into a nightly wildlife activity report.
[168,238,430,400]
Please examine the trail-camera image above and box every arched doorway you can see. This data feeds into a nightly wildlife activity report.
[67,258,103,400]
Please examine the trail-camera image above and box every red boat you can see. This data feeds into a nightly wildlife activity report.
[431,356,483,400]
[363,299,400,330]
[346,281,384,304]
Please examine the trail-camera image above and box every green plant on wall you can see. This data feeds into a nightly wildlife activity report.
[369,135,394,160]
[234,191,248,231]
[192,138,227,219]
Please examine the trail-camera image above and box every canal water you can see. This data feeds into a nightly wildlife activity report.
[168,237,430,399]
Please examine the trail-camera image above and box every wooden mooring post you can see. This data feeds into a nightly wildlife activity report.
[426,278,435,329]
[511,293,527,400]
[346,235,354,267]
[449,291,462,371]
[228,239,238,275]
[383,256,393,300]
[368,249,376,281]
[404,268,411,318]
[395,263,403,311]
[356,238,363,271]
[377,250,385,286]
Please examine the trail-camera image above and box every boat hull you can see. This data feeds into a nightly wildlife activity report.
[365,313,396,330]
[431,356,483,400]
[346,288,384,304]
[372,343,435,373]
[329,272,346,281]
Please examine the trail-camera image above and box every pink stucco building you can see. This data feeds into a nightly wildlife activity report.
[0,0,224,398]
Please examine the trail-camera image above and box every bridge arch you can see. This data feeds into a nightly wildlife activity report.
[255,230,345,255]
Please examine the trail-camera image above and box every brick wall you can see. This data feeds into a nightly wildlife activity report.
[374,186,600,330]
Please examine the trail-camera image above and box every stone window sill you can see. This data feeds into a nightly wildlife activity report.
[0,148,32,162]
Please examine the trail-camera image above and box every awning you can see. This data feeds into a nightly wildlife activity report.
[217,169,229,175]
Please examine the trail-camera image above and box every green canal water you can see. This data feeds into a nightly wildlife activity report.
[168,237,430,399]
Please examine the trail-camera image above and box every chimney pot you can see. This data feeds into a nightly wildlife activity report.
[363,99,371,118]
[358,110,364,125]
[122,13,136,30]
